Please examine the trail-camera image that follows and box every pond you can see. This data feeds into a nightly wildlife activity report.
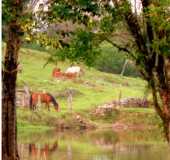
[18,129,170,160]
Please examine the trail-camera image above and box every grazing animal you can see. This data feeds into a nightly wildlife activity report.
[63,72,77,79]
[65,66,84,77]
[52,68,62,78]
[30,92,60,111]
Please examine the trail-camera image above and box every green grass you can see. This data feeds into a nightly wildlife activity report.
[17,47,147,111]
[5,46,156,128]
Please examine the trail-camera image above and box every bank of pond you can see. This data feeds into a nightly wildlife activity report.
[18,129,170,160]
[17,106,169,160]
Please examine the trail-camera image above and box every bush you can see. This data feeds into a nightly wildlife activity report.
[94,42,140,77]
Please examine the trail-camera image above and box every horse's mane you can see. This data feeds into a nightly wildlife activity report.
[46,93,58,107]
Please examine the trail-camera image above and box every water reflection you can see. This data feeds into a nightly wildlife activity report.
[19,141,58,160]
[18,129,170,160]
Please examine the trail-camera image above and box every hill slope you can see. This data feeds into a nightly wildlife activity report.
[15,47,160,130]
[17,47,147,111]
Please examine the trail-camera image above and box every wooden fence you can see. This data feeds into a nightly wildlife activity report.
[16,88,30,107]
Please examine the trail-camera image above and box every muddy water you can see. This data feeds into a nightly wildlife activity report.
[18,129,170,160]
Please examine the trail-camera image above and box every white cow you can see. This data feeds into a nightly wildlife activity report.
[65,66,84,77]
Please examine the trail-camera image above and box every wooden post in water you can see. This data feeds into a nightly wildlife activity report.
[67,144,72,160]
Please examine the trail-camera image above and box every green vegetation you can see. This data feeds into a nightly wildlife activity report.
[94,42,140,77]
[17,46,146,100]
[16,47,161,130]
[3,1,170,159]
[17,47,146,103]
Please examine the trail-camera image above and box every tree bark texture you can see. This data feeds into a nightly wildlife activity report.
[2,22,21,160]
[161,58,170,142]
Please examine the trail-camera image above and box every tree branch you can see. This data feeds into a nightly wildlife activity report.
[112,0,148,55]
[104,37,131,54]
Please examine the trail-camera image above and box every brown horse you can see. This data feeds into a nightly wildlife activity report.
[30,92,60,111]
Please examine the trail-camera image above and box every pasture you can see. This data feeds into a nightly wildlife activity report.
[13,46,165,160]
[17,47,147,111]
[16,46,160,131]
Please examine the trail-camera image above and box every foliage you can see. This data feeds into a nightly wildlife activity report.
[49,30,101,66]
[94,42,140,77]
[2,0,12,23]
[50,0,100,22]
[46,0,170,64]
[100,16,114,32]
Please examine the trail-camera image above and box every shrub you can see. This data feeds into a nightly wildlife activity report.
[94,42,140,77]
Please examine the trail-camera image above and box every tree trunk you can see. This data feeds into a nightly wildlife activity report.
[2,21,21,160]
[162,118,170,143]
[159,90,170,142]
[161,57,170,142]
[151,72,170,142]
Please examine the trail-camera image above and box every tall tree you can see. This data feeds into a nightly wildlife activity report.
[112,0,170,142]
[2,0,24,159]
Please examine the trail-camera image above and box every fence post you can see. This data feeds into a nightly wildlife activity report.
[23,85,31,107]
[120,59,129,76]
[67,89,73,112]
[118,89,122,108]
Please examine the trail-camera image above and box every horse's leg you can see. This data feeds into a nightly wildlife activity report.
[32,104,35,111]
[34,103,38,111]
[46,103,50,111]
[48,104,50,111]
[37,103,41,111]
[31,104,35,111]
[33,105,36,111]
[30,104,33,111]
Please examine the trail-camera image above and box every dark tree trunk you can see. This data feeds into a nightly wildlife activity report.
[149,59,170,143]
[163,118,170,142]
[2,21,21,160]
[151,57,170,142]
[122,0,170,142]
[161,58,170,142]
[160,94,170,143]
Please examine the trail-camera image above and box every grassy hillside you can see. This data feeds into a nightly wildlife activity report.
[17,47,147,111]
[14,46,160,130]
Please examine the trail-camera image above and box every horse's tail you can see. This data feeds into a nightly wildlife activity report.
[47,93,59,111]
